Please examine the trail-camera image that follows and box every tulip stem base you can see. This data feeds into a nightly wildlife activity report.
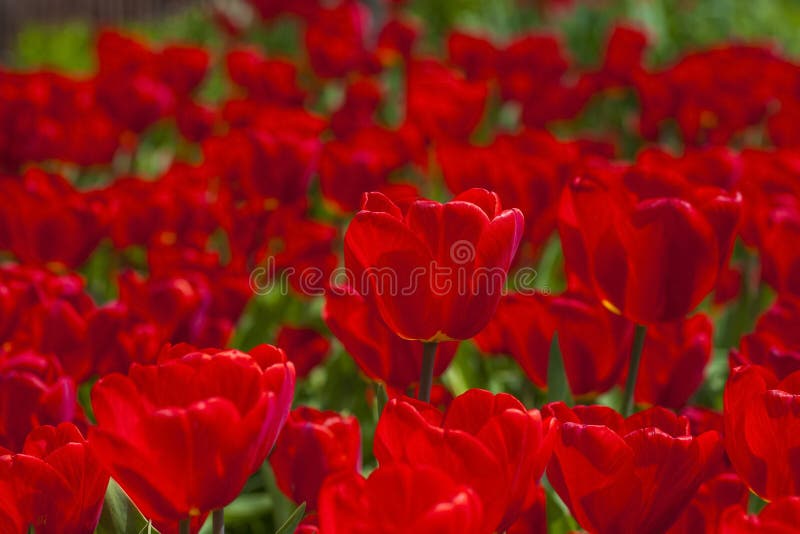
[213,509,224,534]
[179,519,190,534]
[419,343,437,403]
[622,324,647,417]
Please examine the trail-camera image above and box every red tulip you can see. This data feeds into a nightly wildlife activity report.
[374,389,553,531]
[0,423,108,534]
[319,128,408,212]
[669,473,748,534]
[559,159,740,324]
[0,350,83,451]
[89,344,295,531]
[304,1,370,79]
[269,407,361,510]
[344,188,523,341]
[545,403,723,533]
[275,326,330,378]
[323,285,457,390]
[447,31,498,82]
[724,364,800,500]
[475,291,632,397]
[406,59,488,142]
[318,463,484,534]
[732,296,800,379]
[225,48,306,106]
[720,496,800,533]
[0,169,105,269]
[628,314,713,409]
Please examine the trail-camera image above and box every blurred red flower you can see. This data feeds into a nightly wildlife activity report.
[269,407,361,510]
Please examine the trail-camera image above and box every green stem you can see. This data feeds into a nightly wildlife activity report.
[622,324,647,417]
[179,519,190,534]
[419,343,437,403]
[213,508,225,534]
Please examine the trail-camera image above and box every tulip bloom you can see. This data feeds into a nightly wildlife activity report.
[720,496,800,532]
[275,326,330,378]
[324,286,458,389]
[0,423,108,534]
[89,344,295,531]
[670,473,748,534]
[629,314,712,409]
[732,297,800,379]
[374,389,553,531]
[724,364,800,500]
[344,188,524,341]
[0,350,83,451]
[559,161,740,324]
[269,407,361,510]
[318,463,484,534]
[474,291,631,397]
[545,403,723,533]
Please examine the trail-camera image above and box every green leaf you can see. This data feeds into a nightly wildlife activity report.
[95,480,156,534]
[546,333,574,406]
[275,502,306,534]
[543,477,579,534]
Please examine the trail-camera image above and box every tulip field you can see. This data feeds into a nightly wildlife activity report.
[2,0,800,532]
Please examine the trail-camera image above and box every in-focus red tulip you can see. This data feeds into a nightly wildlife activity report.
[89,344,295,532]
[0,423,108,534]
[559,159,741,324]
[344,188,524,341]
[720,496,800,533]
[724,364,800,501]
[628,314,712,409]
[545,403,723,534]
[474,291,632,397]
[0,350,83,451]
[318,463,484,534]
[324,285,458,390]
[269,407,361,510]
[375,389,553,531]
[275,326,330,378]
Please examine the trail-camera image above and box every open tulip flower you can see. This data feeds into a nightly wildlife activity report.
[89,344,295,531]
[544,403,723,534]
[344,188,524,342]
[318,462,485,534]
[559,160,741,324]
[374,388,553,532]
[0,422,108,534]
[724,364,800,501]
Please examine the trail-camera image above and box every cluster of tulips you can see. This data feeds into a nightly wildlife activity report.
[1,0,800,532]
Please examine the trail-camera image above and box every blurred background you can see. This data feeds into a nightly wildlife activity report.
[6,0,800,71]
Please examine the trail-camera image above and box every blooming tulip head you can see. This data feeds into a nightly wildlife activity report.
[544,403,723,534]
[89,344,295,530]
[559,160,741,324]
[724,364,800,501]
[269,406,361,511]
[375,389,553,532]
[344,188,524,341]
[0,422,108,534]
[318,463,485,534]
